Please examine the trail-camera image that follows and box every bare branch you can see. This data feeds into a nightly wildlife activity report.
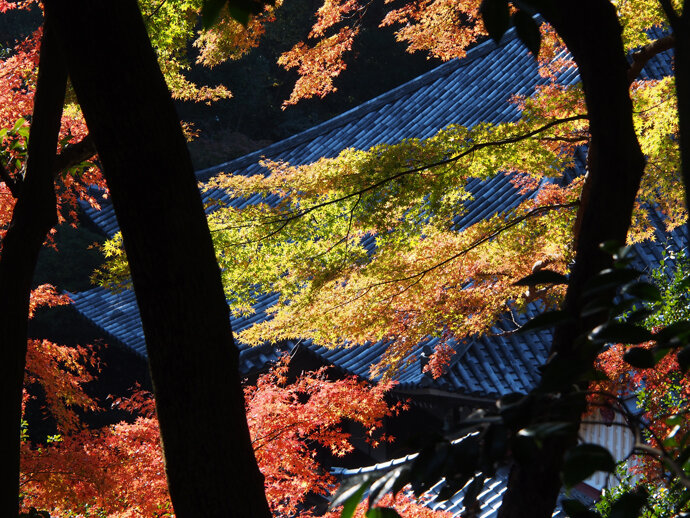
[628,35,675,83]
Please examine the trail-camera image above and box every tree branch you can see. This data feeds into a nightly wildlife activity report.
[325,201,579,313]
[277,115,586,225]
[0,133,96,199]
[364,201,579,289]
[0,162,20,198]
[628,35,676,83]
[53,135,96,174]
[213,114,587,236]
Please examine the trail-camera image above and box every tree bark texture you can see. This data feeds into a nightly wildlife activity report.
[43,2,272,517]
[498,2,646,517]
[0,22,65,517]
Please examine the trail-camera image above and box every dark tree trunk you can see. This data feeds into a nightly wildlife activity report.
[498,2,646,517]
[673,15,690,214]
[0,22,66,517]
[43,2,271,517]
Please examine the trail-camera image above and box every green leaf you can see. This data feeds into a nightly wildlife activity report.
[561,498,599,517]
[480,0,510,43]
[12,117,26,132]
[518,310,573,334]
[609,488,648,518]
[518,421,576,441]
[666,414,684,427]
[599,241,633,261]
[202,0,229,28]
[365,507,402,518]
[409,440,452,495]
[582,268,641,298]
[580,367,609,382]
[512,10,541,57]
[512,434,540,464]
[368,467,407,507]
[483,422,509,462]
[514,269,568,286]
[580,296,616,318]
[623,347,656,368]
[561,444,615,488]
[624,308,654,325]
[678,444,690,468]
[497,392,524,408]
[449,433,482,472]
[497,393,530,427]
[437,472,472,500]
[588,322,653,345]
[655,321,690,346]
[330,476,373,518]
[678,345,690,372]
[621,281,662,302]
[462,476,486,511]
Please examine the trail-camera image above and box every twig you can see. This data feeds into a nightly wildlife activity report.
[324,201,578,312]
[357,202,578,289]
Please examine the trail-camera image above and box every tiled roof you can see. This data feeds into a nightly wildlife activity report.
[82,25,583,238]
[330,437,568,518]
[72,24,677,392]
[330,410,642,515]
[68,287,287,375]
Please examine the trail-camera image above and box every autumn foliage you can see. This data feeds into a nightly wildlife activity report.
[3,0,688,515]
[590,252,690,487]
[19,357,403,517]
[323,493,453,518]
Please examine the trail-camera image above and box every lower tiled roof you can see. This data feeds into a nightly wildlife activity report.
[331,443,567,517]
[303,302,551,398]
[69,217,689,395]
[68,287,287,375]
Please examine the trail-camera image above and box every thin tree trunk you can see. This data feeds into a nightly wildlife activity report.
[43,2,271,516]
[498,2,646,516]
[0,22,66,517]
[672,13,690,214]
